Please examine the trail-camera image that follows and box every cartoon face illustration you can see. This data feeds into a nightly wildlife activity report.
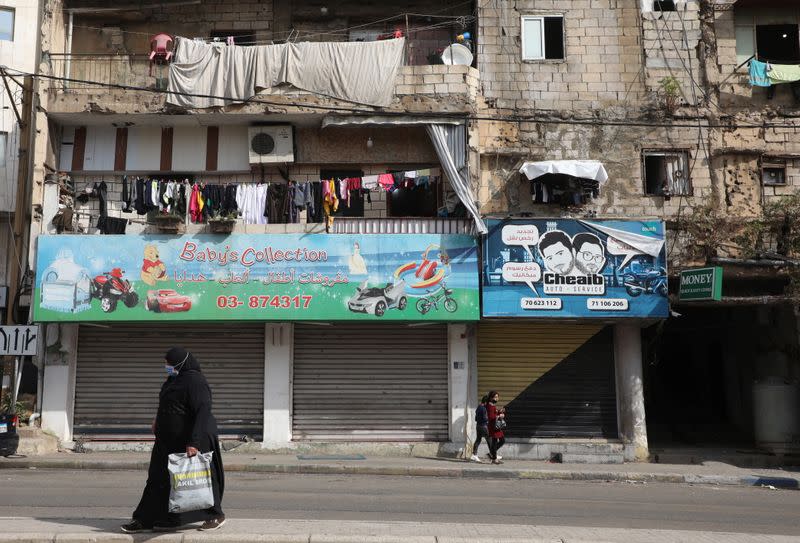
[538,231,574,275]
[141,244,168,286]
[573,233,606,275]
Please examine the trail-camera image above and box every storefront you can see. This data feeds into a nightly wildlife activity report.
[34,232,479,445]
[480,218,668,460]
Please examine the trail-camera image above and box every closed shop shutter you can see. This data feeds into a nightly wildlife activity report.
[478,323,617,439]
[293,324,448,441]
[74,324,265,438]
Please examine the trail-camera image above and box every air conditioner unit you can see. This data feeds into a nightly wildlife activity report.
[248,125,294,164]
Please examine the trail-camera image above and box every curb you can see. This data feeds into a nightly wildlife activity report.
[1,458,798,490]
[0,535,546,543]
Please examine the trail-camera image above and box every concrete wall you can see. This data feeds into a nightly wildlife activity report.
[0,0,39,212]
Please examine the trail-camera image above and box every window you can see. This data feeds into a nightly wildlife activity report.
[320,169,364,218]
[521,16,564,60]
[387,174,440,218]
[653,0,676,11]
[756,24,800,64]
[761,158,787,185]
[0,132,6,170]
[0,8,13,42]
[208,31,257,46]
[643,151,691,196]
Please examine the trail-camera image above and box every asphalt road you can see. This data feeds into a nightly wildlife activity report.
[1,469,799,536]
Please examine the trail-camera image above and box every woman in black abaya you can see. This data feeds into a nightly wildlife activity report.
[121,347,226,532]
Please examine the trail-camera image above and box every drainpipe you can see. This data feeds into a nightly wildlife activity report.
[64,11,73,90]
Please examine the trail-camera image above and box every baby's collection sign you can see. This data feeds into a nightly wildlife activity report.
[482,219,668,318]
[33,234,479,322]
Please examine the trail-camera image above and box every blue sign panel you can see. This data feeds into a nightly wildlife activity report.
[482,219,669,319]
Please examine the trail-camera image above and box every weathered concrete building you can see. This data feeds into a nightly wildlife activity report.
[18,0,800,461]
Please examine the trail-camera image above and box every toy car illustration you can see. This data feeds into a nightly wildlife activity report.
[347,280,407,317]
[146,289,192,313]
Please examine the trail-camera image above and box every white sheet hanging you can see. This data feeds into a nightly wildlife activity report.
[167,37,406,108]
[519,160,609,184]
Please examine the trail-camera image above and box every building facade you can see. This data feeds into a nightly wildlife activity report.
[24,0,800,460]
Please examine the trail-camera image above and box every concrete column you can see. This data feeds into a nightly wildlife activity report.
[448,324,470,451]
[614,323,649,462]
[41,324,78,442]
[263,323,292,447]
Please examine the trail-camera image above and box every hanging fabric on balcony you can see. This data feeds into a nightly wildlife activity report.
[426,124,487,235]
[167,37,405,108]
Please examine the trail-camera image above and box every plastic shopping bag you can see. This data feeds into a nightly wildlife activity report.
[167,452,215,513]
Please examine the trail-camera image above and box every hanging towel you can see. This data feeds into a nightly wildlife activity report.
[768,63,800,85]
[362,175,379,190]
[749,59,772,87]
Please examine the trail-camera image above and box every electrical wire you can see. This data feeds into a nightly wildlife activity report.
[6,64,793,131]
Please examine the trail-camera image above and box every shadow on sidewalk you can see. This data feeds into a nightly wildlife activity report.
[32,517,206,539]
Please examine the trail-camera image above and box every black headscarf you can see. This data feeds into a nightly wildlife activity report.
[165,347,201,372]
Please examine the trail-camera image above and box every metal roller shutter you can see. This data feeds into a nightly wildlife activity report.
[293,324,448,441]
[478,323,617,439]
[74,324,264,438]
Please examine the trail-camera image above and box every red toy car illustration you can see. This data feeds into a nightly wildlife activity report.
[145,289,192,313]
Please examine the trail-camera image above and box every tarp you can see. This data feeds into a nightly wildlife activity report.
[519,160,609,184]
[167,37,405,109]
[426,124,488,234]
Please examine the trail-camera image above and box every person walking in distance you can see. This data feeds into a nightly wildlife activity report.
[121,347,226,533]
[470,395,490,462]
[486,391,506,464]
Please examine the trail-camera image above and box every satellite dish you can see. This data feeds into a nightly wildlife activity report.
[440,43,473,66]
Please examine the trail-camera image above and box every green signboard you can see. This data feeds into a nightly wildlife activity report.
[679,266,722,301]
[33,234,479,322]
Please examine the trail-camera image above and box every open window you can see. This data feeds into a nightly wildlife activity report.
[643,150,691,197]
[208,31,258,46]
[521,15,564,61]
[653,1,676,12]
[756,24,800,63]
[386,171,441,218]
[761,157,787,186]
[320,169,365,218]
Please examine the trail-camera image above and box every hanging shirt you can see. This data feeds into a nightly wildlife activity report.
[378,174,394,192]
[769,63,800,85]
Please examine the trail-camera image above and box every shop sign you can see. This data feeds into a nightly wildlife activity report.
[679,267,722,301]
[32,234,479,322]
[0,325,38,356]
[482,219,669,319]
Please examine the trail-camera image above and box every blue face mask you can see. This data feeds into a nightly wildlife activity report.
[164,353,189,377]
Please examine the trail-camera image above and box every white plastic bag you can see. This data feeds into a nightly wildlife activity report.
[167,452,215,513]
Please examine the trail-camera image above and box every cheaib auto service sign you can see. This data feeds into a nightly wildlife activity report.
[482,219,668,319]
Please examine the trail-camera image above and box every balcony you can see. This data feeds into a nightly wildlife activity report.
[46,53,478,117]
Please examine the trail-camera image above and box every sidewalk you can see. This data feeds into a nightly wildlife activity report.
[1,451,799,489]
[1,517,800,543]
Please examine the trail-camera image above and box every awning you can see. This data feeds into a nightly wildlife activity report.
[322,115,464,128]
[519,160,609,184]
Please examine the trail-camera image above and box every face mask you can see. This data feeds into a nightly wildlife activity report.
[164,353,189,377]
[491,398,498,404]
